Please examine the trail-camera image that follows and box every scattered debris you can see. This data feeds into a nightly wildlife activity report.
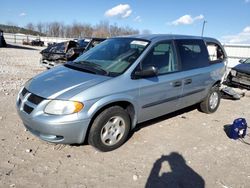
[212,119,220,122]
[9,184,15,187]
[221,87,242,100]
[216,180,231,188]
[32,146,39,156]
[5,169,13,176]
[133,174,138,181]
[180,115,187,119]
[53,144,66,150]
[25,149,32,153]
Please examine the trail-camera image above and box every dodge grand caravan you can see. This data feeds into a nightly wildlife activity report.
[16,35,227,151]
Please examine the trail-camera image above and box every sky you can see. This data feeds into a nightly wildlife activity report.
[0,0,250,44]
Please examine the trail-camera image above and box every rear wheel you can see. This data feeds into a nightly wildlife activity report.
[199,85,221,114]
[88,106,131,152]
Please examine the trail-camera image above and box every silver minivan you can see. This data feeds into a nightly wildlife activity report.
[16,35,226,151]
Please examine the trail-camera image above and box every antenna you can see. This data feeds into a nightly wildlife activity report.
[201,20,207,37]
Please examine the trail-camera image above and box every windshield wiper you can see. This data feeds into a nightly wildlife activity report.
[73,60,109,76]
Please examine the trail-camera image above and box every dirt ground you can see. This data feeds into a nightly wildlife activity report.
[0,44,250,188]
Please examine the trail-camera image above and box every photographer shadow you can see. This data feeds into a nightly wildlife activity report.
[145,152,205,188]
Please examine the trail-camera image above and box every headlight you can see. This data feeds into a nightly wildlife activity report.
[231,70,237,76]
[44,100,84,115]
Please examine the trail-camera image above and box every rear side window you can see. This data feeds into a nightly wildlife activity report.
[175,39,209,71]
[206,42,225,63]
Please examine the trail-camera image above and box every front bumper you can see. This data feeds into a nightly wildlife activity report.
[16,88,91,144]
[17,109,90,144]
[228,71,250,90]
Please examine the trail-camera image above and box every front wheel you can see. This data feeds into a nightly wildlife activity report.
[199,86,221,114]
[88,106,131,152]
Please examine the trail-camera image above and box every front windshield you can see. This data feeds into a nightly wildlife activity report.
[78,40,89,48]
[244,58,250,64]
[74,38,149,75]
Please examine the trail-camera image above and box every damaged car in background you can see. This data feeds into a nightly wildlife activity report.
[226,58,250,90]
[40,38,106,69]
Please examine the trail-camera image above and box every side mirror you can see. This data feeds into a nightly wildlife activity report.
[134,66,158,79]
[239,59,245,63]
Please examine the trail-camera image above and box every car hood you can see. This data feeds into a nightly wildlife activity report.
[25,66,111,99]
[233,63,250,75]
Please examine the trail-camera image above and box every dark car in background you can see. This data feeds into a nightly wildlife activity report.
[31,39,44,46]
[40,38,105,69]
[226,58,250,89]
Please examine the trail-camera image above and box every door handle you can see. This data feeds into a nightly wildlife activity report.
[173,81,182,87]
[184,79,192,85]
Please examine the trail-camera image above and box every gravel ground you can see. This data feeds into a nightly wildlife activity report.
[0,44,250,188]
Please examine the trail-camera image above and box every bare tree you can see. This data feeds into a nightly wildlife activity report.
[36,22,44,33]
[50,22,61,37]
[59,24,66,38]
[26,21,141,38]
[71,22,83,38]
[141,29,152,34]
[109,23,121,37]
[26,23,35,31]
[93,21,110,38]
[81,24,93,38]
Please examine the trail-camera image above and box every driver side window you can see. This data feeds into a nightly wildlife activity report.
[141,42,178,75]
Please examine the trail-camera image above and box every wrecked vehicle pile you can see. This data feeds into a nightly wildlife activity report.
[40,38,105,69]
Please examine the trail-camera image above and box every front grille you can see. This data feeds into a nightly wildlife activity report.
[28,94,44,105]
[21,87,28,96]
[23,104,34,114]
[18,88,45,114]
[237,72,250,81]
[17,99,21,107]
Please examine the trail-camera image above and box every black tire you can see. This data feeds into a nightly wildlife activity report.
[199,85,221,114]
[88,106,131,152]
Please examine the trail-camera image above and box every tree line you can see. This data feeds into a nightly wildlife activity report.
[25,21,141,38]
[0,24,45,36]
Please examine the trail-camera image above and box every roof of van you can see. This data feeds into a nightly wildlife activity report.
[117,34,220,44]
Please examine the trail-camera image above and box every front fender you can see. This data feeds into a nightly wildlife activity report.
[87,94,139,129]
